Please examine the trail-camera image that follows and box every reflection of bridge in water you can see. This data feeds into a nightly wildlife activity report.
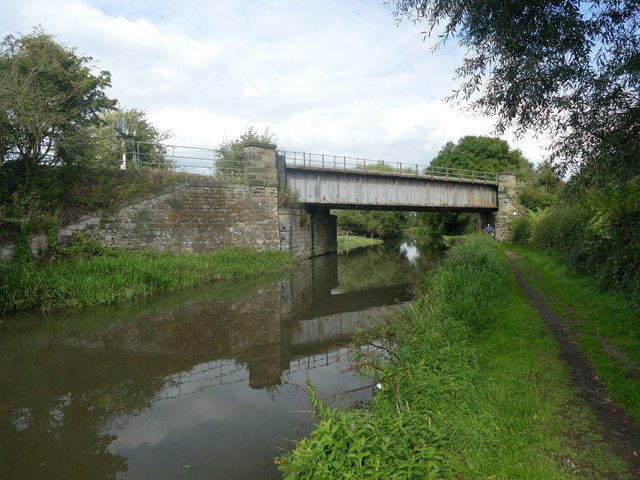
[41,252,411,391]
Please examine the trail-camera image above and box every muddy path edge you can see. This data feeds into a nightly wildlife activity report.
[505,250,640,477]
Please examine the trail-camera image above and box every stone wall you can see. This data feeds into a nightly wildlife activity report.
[0,144,334,261]
[94,180,280,252]
[0,177,281,259]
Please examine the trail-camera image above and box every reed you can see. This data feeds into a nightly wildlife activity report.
[0,247,293,312]
[336,234,383,254]
[279,235,632,479]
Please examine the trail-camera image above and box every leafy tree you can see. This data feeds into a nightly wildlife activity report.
[416,211,476,236]
[427,136,533,179]
[0,28,116,170]
[215,127,276,176]
[518,160,564,212]
[335,209,407,239]
[390,1,640,180]
[420,136,533,234]
[88,108,172,169]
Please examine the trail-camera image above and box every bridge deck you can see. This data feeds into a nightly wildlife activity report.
[285,164,499,212]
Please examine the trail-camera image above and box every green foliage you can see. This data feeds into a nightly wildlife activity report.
[278,185,300,208]
[15,223,33,264]
[390,1,640,179]
[1,167,187,242]
[0,28,116,170]
[518,160,564,212]
[0,246,293,312]
[336,234,383,254]
[421,136,532,235]
[88,108,172,169]
[360,160,418,175]
[532,204,588,255]
[335,210,407,239]
[415,211,477,235]
[281,236,631,478]
[529,177,640,299]
[428,136,533,179]
[280,380,446,479]
[215,126,276,176]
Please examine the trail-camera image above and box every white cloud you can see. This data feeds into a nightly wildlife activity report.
[0,0,550,165]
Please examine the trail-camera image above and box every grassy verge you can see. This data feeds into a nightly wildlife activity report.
[278,235,632,479]
[337,234,383,254]
[504,243,640,424]
[0,247,293,313]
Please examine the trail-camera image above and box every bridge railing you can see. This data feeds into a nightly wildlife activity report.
[281,150,498,183]
[125,141,247,177]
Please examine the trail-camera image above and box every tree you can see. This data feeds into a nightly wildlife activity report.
[335,209,407,239]
[421,136,533,234]
[215,127,276,176]
[0,28,116,170]
[88,108,172,169]
[390,1,640,179]
[428,136,533,179]
[518,160,564,212]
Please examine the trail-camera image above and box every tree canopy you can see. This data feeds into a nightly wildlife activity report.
[215,127,276,176]
[428,135,533,179]
[0,28,116,170]
[89,108,172,169]
[390,0,640,179]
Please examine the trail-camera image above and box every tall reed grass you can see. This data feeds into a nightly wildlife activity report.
[0,247,293,312]
[278,235,632,479]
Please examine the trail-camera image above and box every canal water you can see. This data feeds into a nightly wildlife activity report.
[0,240,439,479]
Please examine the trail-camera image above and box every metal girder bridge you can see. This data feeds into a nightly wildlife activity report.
[280,151,499,213]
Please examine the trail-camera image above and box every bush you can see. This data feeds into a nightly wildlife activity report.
[509,214,533,245]
[530,181,640,299]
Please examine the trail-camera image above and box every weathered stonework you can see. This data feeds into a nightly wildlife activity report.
[0,144,333,261]
[278,208,337,259]
[495,173,521,241]
[89,181,280,252]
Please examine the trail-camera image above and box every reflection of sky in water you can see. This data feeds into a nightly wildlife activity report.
[399,242,420,264]
[0,245,428,480]
[109,347,370,480]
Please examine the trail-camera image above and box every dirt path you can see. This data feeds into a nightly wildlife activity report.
[506,252,640,477]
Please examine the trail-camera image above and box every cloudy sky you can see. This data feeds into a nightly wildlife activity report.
[2,0,550,167]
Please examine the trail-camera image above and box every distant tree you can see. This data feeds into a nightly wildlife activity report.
[0,28,116,170]
[335,209,407,239]
[518,160,564,212]
[427,136,533,179]
[421,136,533,234]
[390,1,640,179]
[215,127,276,176]
[88,108,172,169]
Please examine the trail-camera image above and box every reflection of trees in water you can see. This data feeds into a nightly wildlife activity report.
[0,246,429,479]
[337,238,445,292]
[0,347,188,479]
[0,277,288,479]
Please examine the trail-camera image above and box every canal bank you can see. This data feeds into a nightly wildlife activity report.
[279,235,637,479]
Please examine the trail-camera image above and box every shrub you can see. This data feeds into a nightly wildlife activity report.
[509,214,533,245]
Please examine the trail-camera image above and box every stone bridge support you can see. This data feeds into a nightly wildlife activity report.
[495,172,521,241]
[245,144,337,259]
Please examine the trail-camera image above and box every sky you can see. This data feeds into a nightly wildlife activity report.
[1,0,551,168]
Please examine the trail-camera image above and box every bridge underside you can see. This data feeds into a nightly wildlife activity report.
[286,167,499,213]
[301,203,496,213]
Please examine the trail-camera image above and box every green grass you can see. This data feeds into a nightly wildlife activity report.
[337,234,383,254]
[504,243,640,424]
[278,235,632,479]
[0,247,293,313]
